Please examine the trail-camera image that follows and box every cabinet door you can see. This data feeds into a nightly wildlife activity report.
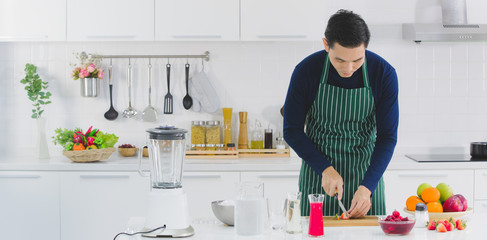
[183,172,240,220]
[474,169,487,200]
[241,171,300,200]
[241,0,327,41]
[60,172,150,240]
[155,0,239,41]
[383,170,475,214]
[474,200,487,215]
[0,172,60,240]
[67,0,154,41]
[0,0,66,41]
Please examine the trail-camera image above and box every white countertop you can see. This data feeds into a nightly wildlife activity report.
[1,154,487,172]
[120,213,483,240]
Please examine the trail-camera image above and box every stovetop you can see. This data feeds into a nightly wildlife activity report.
[406,154,487,162]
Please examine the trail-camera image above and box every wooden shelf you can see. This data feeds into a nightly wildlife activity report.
[185,148,290,159]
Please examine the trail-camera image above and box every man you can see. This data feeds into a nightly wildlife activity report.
[283,9,398,218]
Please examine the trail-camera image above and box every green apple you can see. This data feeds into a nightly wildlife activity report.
[436,183,453,203]
[417,183,432,197]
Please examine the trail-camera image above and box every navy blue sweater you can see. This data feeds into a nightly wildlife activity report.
[283,49,398,193]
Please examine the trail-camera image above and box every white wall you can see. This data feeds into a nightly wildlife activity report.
[2,0,487,158]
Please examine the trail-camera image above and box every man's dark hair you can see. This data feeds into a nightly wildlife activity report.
[325,9,370,49]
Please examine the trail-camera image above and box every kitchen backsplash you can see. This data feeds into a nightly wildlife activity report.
[1,40,487,158]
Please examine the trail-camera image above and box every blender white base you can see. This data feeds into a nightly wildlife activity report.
[143,188,194,238]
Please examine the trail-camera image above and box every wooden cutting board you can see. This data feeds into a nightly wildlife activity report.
[322,215,379,227]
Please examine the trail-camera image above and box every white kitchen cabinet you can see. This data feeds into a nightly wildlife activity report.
[383,170,475,214]
[67,0,154,41]
[59,172,150,240]
[474,169,487,200]
[0,0,66,41]
[240,0,327,41]
[0,171,60,240]
[155,0,239,41]
[183,172,240,220]
[240,171,300,200]
[474,200,487,215]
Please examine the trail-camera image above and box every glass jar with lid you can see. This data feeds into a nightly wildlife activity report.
[205,120,221,148]
[191,121,206,149]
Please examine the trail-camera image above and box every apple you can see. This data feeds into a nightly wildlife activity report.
[436,183,453,203]
[454,194,468,211]
[443,195,464,212]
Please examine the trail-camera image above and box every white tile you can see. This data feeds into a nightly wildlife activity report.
[467,43,484,62]
[434,61,451,80]
[467,61,484,80]
[449,97,469,115]
[467,78,485,96]
[417,78,435,96]
[450,61,468,80]
[450,78,469,97]
[434,45,451,63]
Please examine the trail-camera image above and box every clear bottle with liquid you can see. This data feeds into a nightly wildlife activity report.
[276,131,286,153]
[250,119,264,149]
[264,125,273,149]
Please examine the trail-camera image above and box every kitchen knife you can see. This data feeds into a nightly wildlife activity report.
[335,192,349,219]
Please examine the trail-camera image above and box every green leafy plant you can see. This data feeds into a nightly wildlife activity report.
[20,63,52,118]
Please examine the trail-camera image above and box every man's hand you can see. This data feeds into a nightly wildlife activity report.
[321,166,343,200]
[348,185,372,218]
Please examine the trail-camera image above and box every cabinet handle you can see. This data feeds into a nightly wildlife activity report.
[0,174,41,179]
[256,35,307,39]
[0,35,48,40]
[80,175,130,179]
[86,35,136,39]
[172,35,222,39]
[258,174,299,179]
[397,173,448,178]
[184,175,221,179]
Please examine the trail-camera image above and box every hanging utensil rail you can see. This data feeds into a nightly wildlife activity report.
[80,51,210,61]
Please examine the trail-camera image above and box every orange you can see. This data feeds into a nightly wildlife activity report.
[406,195,425,211]
[421,187,441,203]
[427,201,443,212]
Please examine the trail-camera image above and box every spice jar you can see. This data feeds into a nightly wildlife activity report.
[205,120,221,147]
[216,144,225,151]
[414,203,429,228]
[226,143,236,151]
[191,121,206,147]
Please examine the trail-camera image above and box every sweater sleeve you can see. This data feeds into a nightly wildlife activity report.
[360,68,399,193]
[283,64,332,176]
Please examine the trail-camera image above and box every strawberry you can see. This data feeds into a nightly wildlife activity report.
[456,219,466,230]
[436,222,447,232]
[340,212,349,220]
[444,221,454,231]
[427,220,437,230]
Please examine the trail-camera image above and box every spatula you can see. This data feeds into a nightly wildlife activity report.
[163,63,173,114]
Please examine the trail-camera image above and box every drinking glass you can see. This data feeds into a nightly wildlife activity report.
[285,192,302,234]
[267,198,286,231]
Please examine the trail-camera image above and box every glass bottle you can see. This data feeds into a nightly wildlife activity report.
[264,125,273,149]
[308,194,325,237]
[285,192,302,234]
[222,108,233,147]
[276,131,286,153]
[250,119,264,149]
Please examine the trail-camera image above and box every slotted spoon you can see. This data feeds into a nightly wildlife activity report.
[122,60,138,118]
[163,63,173,114]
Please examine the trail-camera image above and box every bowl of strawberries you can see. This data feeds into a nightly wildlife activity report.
[378,211,415,235]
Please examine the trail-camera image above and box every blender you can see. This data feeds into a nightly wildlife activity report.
[138,126,194,237]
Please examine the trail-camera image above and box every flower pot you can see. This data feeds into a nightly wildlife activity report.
[80,78,100,97]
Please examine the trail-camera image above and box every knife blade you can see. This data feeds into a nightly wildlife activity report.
[335,193,349,218]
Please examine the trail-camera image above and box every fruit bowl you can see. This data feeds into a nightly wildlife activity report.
[378,217,415,235]
[118,147,137,157]
[403,207,473,221]
[63,148,115,163]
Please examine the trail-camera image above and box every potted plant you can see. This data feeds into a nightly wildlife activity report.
[20,63,52,159]
[71,52,104,97]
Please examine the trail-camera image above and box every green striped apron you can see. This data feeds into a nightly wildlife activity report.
[299,52,386,216]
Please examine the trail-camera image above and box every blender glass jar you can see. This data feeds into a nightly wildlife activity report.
[146,126,187,189]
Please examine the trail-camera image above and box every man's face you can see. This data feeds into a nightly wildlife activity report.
[323,39,365,78]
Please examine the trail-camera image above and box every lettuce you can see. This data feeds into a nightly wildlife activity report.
[96,131,119,148]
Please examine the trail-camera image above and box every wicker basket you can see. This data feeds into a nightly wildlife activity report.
[63,148,115,163]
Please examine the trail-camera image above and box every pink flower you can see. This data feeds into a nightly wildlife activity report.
[80,69,89,78]
[87,64,95,73]
[97,69,104,79]
[79,72,85,78]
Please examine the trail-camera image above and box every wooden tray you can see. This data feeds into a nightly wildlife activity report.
[185,150,238,159]
[237,149,290,158]
[321,215,379,227]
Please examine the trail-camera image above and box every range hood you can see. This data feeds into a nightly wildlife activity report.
[403,0,487,42]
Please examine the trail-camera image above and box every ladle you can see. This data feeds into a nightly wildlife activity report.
[142,60,157,122]
[122,59,138,118]
[182,63,193,110]
[104,59,118,120]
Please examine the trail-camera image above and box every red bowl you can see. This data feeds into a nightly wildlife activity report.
[378,218,415,235]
